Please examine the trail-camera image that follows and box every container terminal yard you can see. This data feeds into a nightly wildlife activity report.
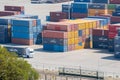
[0,0,120,80]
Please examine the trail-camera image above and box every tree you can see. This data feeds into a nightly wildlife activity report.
[0,46,39,80]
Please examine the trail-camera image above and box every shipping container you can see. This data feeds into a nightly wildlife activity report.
[50,11,68,22]
[11,18,37,27]
[12,38,33,45]
[74,0,91,2]
[109,0,120,4]
[92,0,108,4]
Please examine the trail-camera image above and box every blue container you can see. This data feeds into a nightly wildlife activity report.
[78,30,82,36]
[112,11,120,16]
[71,3,88,9]
[93,36,108,42]
[108,39,114,52]
[43,44,68,52]
[12,26,37,33]
[11,19,36,27]
[72,8,88,13]
[14,14,38,19]
[114,45,120,52]
[62,4,71,13]
[36,19,41,25]
[0,18,11,25]
[12,32,33,39]
[46,16,50,21]
[114,52,120,58]
[92,0,108,4]
[59,45,68,52]
[0,25,8,32]
[0,32,11,43]
[43,44,54,51]
[74,0,91,2]
[93,41,108,49]
[114,36,120,45]
[36,33,42,44]
[88,4,106,9]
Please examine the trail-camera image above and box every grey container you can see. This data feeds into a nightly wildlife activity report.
[114,36,120,45]
[88,4,106,9]
[43,38,68,45]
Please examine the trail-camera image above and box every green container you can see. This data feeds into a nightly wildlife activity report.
[107,4,116,10]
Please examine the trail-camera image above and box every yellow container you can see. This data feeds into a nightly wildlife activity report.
[93,21,97,28]
[85,29,90,35]
[74,31,79,38]
[68,38,75,45]
[78,23,86,30]
[75,44,84,50]
[108,10,114,15]
[74,38,79,44]
[68,32,72,38]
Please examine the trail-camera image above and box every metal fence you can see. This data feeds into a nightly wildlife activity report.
[33,63,120,80]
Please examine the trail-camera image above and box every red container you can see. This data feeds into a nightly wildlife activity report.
[108,32,117,39]
[42,30,68,39]
[0,11,20,16]
[109,0,120,4]
[5,6,24,11]
[92,29,108,36]
[12,38,33,45]
[50,12,68,22]
[46,22,74,31]
[71,13,88,19]
[109,24,120,32]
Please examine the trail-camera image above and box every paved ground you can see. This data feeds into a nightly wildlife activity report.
[25,45,120,74]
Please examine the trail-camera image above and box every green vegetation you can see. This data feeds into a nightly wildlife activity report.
[0,46,39,80]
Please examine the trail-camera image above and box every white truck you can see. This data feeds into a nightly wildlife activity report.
[4,46,34,58]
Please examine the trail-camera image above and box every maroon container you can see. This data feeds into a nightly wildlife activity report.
[108,32,117,39]
[109,24,120,32]
[0,11,20,16]
[42,30,68,39]
[109,0,120,4]
[12,38,33,45]
[46,22,74,31]
[50,11,68,22]
[92,29,108,36]
[71,13,88,19]
[5,5,24,11]
[111,16,120,23]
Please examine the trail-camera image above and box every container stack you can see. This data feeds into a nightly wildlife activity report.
[42,16,109,52]
[108,24,120,52]
[71,3,88,19]
[0,5,24,16]
[109,0,120,4]
[11,18,41,45]
[0,16,15,43]
[107,4,116,15]
[4,5,24,14]
[88,4,108,16]
[114,28,120,58]
[92,29,108,49]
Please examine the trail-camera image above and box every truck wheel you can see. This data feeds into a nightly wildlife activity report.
[27,55,29,58]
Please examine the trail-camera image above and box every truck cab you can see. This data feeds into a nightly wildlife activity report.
[4,46,34,58]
